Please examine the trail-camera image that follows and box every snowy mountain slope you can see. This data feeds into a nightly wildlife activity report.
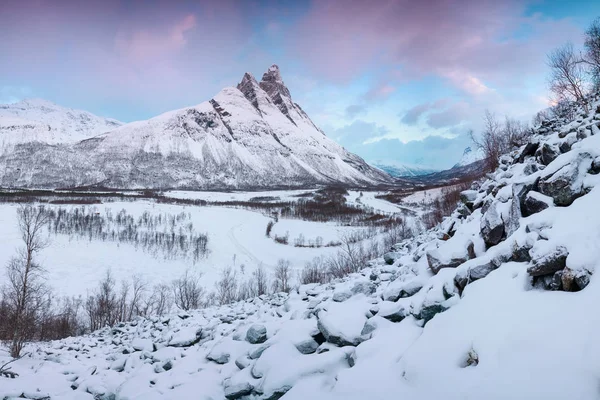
[453,146,485,167]
[0,66,392,190]
[3,97,600,399]
[372,160,438,177]
[0,98,122,151]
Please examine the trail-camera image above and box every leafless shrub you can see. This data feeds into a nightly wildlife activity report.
[216,267,238,305]
[265,220,274,237]
[85,270,122,332]
[172,270,205,311]
[273,259,292,293]
[2,205,50,357]
[585,17,600,90]
[252,264,269,297]
[300,256,329,285]
[547,43,589,112]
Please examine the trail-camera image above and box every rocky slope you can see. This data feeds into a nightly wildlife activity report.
[2,98,600,399]
[0,66,392,190]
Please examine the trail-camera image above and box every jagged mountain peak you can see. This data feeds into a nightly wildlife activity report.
[259,64,291,101]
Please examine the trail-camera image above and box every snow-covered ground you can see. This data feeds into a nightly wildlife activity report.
[2,95,599,400]
[164,189,316,203]
[0,200,382,297]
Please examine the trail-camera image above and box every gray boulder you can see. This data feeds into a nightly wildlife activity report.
[539,143,559,165]
[224,382,254,400]
[295,338,319,355]
[383,252,396,265]
[517,142,539,163]
[538,153,592,206]
[246,324,267,344]
[351,281,376,296]
[426,250,467,274]
[460,190,478,210]
[523,191,553,216]
[527,246,569,277]
[480,201,505,247]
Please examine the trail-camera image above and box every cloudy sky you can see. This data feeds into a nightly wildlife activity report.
[1,0,599,169]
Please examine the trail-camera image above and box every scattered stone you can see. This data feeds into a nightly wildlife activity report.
[480,202,505,247]
[246,324,267,344]
[332,290,352,302]
[295,338,319,355]
[207,350,230,364]
[383,252,396,265]
[460,190,478,210]
[523,191,552,216]
[518,142,539,163]
[248,344,269,360]
[351,281,376,296]
[539,154,592,206]
[415,302,448,324]
[235,355,251,369]
[539,143,559,165]
[224,382,254,400]
[527,246,569,277]
[426,250,467,274]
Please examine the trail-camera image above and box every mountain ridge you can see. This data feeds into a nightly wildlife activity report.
[0,65,393,190]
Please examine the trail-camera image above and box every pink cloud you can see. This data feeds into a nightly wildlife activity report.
[292,0,581,95]
[114,14,197,64]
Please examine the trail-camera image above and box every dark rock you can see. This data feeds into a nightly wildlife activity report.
[360,319,378,336]
[523,162,539,176]
[469,262,498,281]
[295,338,319,355]
[426,250,467,274]
[224,382,254,400]
[351,281,376,296]
[561,268,576,291]
[415,303,448,324]
[539,153,592,206]
[590,156,600,175]
[559,140,572,154]
[575,271,591,290]
[517,142,539,163]
[539,143,559,166]
[550,270,563,290]
[380,306,408,323]
[246,324,267,344]
[523,191,552,216]
[527,246,569,277]
[317,318,364,347]
[383,252,396,265]
[480,202,505,247]
[460,190,478,210]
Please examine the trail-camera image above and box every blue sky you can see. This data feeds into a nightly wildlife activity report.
[1,0,599,169]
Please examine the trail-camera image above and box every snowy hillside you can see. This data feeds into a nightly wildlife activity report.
[453,146,485,167]
[3,95,600,399]
[0,98,121,151]
[0,67,392,190]
[372,160,438,177]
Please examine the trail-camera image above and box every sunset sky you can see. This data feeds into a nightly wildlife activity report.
[2,0,599,169]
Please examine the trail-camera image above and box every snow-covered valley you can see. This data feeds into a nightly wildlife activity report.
[1,91,600,400]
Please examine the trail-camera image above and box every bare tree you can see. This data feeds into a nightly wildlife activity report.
[3,205,50,357]
[547,43,589,112]
[273,259,292,293]
[470,110,504,171]
[215,266,238,305]
[172,270,204,311]
[300,256,329,284]
[584,17,600,90]
[252,264,269,296]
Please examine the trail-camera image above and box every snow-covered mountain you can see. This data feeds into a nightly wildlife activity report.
[453,146,485,168]
[0,98,122,151]
[372,160,438,177]
[3,95,600,400]
[0,66,392,190]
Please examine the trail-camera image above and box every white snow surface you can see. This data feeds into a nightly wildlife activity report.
[0,98,121,150]
[3,96,600,400]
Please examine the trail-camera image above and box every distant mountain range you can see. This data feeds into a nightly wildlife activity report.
[372,161,439,178]
[0,65,392,190]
